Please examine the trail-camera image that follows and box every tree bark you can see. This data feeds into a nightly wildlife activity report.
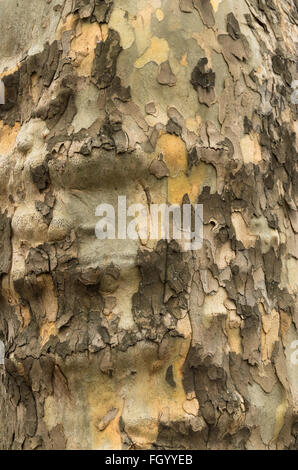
[0,0,297,450]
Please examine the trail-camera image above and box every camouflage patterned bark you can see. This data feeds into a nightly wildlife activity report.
[0,0,297,450]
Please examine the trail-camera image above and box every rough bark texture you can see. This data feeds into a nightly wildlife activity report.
[0,0,297,450]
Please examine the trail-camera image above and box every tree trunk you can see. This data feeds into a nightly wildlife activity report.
[0,0,297,450]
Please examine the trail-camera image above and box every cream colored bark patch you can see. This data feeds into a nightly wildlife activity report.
[202,287,228,328]
[186,115,202,134]
[135,37,169,68]
[155,8,165,21]
[183,398,199,416]
[287,257,298,292]
[226,309,242,354]
[216,241,235,270]
[71,83,101,133]
[250,215,279,254]
[193,29,220,65]
[131,4,154,55]
[240,134,262,165]
[210,0,223,12]
[176,315,192,337]
[109,8,134,49]
[71,21,103,76]
[231,212,257,249]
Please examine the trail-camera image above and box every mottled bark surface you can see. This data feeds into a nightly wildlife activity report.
[0,0,297,450]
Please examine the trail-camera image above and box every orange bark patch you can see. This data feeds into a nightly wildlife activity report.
[156,134,187,177]
[71,21,105,76]
[0,121,20,155]
[55,13,78,40]
[40,322,58,346]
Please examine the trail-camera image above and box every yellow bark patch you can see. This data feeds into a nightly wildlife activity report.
[240,133,262,165]
[188,163,207,197]
[71,21,104,76]
[0,121,20,155]
[168,173,192,205]
[135,37,169,68]
[156,134,187,177]
[186,115,202,133]
[0,64,20,79]
[210,0,223,12]
[168,163,210,206]
[88,384,123,450]
[109,8,135,49]
[40,322,58,346]
[156,135,216,205]
[120,337,191,449]
[43,329,192,449]
[87,335,191,449]
[155,9,165,21]
[180,53,188,67]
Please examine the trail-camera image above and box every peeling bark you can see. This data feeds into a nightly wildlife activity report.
[0,0,297,450]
